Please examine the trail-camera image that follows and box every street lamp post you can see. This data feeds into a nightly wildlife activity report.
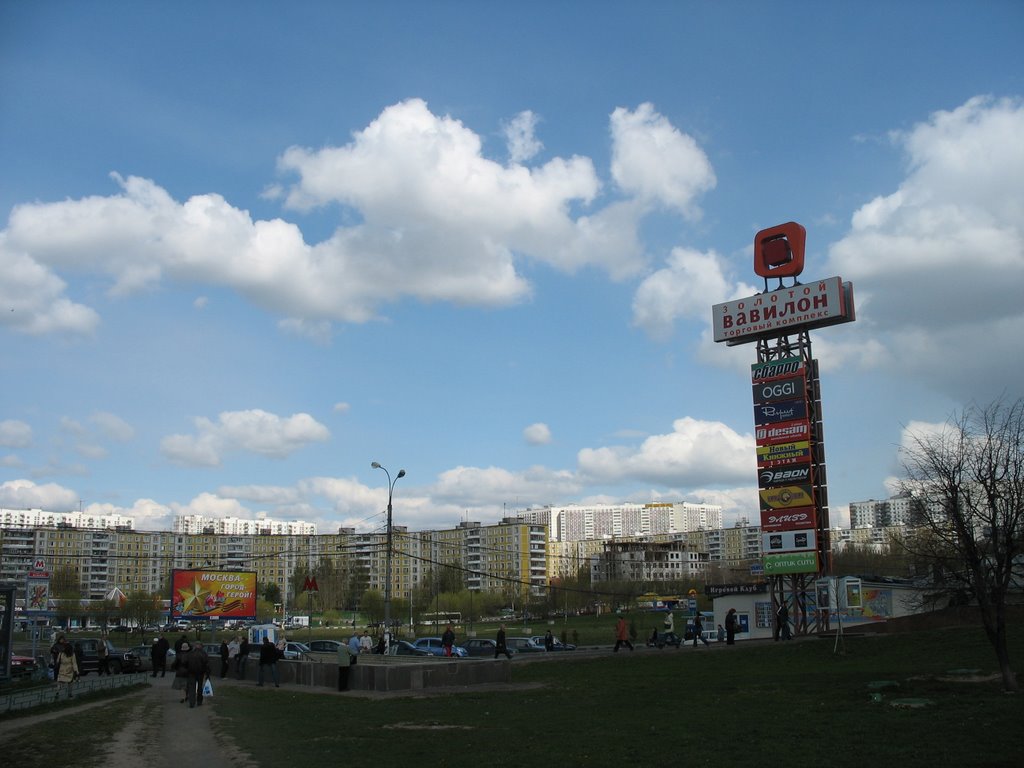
[371,461,405,650]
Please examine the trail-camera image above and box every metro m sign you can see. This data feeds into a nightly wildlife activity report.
[302,576,319,593]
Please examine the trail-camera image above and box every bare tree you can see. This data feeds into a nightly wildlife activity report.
[898,397,1024,692]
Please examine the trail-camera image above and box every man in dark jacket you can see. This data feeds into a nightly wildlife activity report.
[185,643,211,708]
[151,634,170,677]
[257,637,280,687]
[236,636,250,680]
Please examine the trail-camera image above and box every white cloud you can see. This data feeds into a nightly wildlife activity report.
[431,465,580,507]
[333,402,351,414]
[0,419,32,448]
[91,411,135,442]
[0,235,99,336]
[610,103,716,218]
[523,422,552,445]
[0,479,80,510]
[577,416,755,486]
[160,409,330,467]
[825,96,1024,399]
[86,499,172,530]
[632,247,758,339]
[1,100,720,336]
[503,110,543,164]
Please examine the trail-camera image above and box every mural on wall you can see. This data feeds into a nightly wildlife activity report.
[860,588,893,619]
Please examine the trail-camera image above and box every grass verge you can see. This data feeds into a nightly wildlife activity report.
[210,627,1023,768]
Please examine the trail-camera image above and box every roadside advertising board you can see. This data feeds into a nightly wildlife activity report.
[171,569,257,620]
[763,551,819,575]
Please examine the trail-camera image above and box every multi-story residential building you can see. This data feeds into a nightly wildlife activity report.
[1,507,134,531]
[173,514,316,536]
[590,538,710,584]
[518,501,722,542]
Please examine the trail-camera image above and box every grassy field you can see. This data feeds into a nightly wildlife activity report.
[209,626,1022,768]
[5,621,1019,767]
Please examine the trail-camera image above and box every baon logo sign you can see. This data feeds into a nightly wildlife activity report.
[759,484,815,510]
[758,463,812,488]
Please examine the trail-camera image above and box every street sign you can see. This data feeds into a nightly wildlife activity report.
[302,576,319,593]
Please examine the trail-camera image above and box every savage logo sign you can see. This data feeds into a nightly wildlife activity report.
[759,484,814,510]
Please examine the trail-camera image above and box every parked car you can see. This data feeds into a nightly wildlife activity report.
[505,637,547,653]
[280,641,311,660]
[387,640,431,657]
[462,638,516,657]
[74,639,141,674]
[411,637,468,658]
[307,640,346,654]
[529,635,577,651]
[129,643,177,672]
[9,652,39,678]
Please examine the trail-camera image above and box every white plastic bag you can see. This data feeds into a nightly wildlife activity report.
[202,677,213,697]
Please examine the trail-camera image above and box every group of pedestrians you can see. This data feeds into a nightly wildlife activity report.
[169,635,211,708]
[621,606,748,651]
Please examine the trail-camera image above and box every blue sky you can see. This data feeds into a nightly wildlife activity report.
[1,1,1022,534]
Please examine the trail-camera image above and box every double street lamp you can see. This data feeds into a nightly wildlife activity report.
[371,461,405,645]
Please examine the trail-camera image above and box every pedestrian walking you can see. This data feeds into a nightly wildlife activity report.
[613,615,634,652]
[236,635,250,679]
[494,624,512,659]
[185,642,211,708]
[55,640,78,699]
[172,641,190,703]
[152,634,170,677]
[725,608,738,645]
[257,636,280,687]
[219,639,230,678]
[442,624,456,657]
[692,613,710,647]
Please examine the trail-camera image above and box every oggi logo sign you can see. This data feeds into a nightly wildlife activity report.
[752,375,805,404]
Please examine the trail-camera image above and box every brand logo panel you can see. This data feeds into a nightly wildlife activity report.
[756,440,811,467]
[759,484,814,510]
[758,462,812,488]
[762,529,817,553]
[760,505,817,532]
[753,398,808,426]
[751,356,805,383]
[755,418,811,446]
[763,551,819,575]
[752,375,806,404]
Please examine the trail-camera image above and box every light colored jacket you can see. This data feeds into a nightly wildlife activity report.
[56,652,78,684]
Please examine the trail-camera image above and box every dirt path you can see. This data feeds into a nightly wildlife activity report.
[0,678,255,768]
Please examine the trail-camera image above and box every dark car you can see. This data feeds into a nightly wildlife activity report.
[307,640,346,654]
[530,635,577,651]
[387,640,431,657]
[75,638,141,674]
[505,637,546,653]
[462,638,516,657]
